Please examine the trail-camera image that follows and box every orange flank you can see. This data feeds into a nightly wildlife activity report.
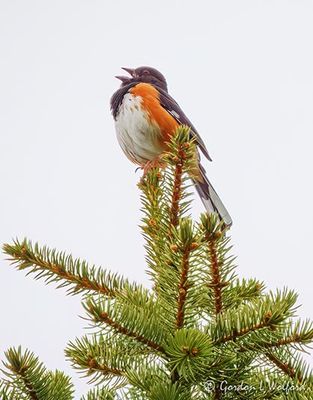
[130,83,202,182]
[130,83,179,141]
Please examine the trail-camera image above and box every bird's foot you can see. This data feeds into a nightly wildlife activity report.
[138,157,166,186]
[142,157,166,176]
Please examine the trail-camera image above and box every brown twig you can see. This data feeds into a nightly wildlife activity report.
[87,358,123,376]
[176,247,191,329]
[16,367,38,400]
[169,149,185,228]
[208,239,223,315]
[265,352,303,383]
[99,311,165,353]
[215,320,272,344]
[48,261,115,296]
[238,333,304,352]
[214,387,222,400]
[4,243,116,297]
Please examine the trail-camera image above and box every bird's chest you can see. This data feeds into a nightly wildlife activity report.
[114,93,164,164]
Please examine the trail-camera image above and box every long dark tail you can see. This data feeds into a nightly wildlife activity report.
[193,164,232,227]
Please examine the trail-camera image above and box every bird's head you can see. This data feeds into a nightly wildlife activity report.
[115,66,168,92]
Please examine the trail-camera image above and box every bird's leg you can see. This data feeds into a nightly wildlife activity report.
[142,155,166,176]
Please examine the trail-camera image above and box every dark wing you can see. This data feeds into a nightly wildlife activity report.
[159,88,212,161]
[110,82,138,119]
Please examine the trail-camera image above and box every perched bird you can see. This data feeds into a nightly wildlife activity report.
[110,66,232,227]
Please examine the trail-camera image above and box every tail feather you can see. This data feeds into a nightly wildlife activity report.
[194,164,232,227]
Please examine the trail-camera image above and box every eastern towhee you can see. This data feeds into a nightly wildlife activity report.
[110,66,232,227]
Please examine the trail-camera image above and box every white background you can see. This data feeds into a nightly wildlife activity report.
[0,1,312,397]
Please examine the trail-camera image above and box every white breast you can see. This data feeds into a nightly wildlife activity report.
[114,93,164,165]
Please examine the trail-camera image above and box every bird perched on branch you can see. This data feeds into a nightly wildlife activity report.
[110,66,232,227]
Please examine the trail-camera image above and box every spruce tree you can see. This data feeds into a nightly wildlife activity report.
[1,127,312,399]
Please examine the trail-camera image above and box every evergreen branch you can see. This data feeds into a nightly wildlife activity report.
[3,239,135,297]
[211,289,298,344]
[216,319,271,344]
[176,245,191,329]
[170,218,200,383]
[138,169,165,244]
[208,233,223,315]
[0,347,74,400]
[239,319,313,353]
[276,387,313,400]
[199,214,234,316]
[80,387,116,400]
[264,349,313,385]
[142,382,185,400]
[0,383,20,400]
[99,312,164,353]
[83,294,168,354]
[44,371,75,400]
[242,371,311,399]
[165,329,214,382]
[272,335,308,348]
[224,278,265,309]
[65,335,125,389]
[169,150,184,229]
[71,333,166,391]
[265,351,301,382]
[164,126,196,231]
[85,298,165,353]
[145,217,204,332]
[138,127,197,330]
[84,361,122,379]
[125,378,186,400]
[165,126,196,230]
[125,364,172,398]
[139,169,173,299]
[174,219,200,330]
[266,320,313,351]
[1,348,42,400]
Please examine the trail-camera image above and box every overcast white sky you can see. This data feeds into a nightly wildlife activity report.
[0,0,312,397]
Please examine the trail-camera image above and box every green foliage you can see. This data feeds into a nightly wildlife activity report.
[0,347,74,400]
[3,239,138,296]
[165,329,213,380]
[80,387,116,400]
[1,126,313,399]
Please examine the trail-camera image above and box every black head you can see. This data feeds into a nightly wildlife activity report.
[115,66,168,92]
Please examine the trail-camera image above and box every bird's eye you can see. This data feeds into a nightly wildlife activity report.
[142,70,149,75]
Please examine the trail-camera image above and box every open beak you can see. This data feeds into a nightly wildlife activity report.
[115,67,136,83]
[121,67,136,77]
[115,75,131,83]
